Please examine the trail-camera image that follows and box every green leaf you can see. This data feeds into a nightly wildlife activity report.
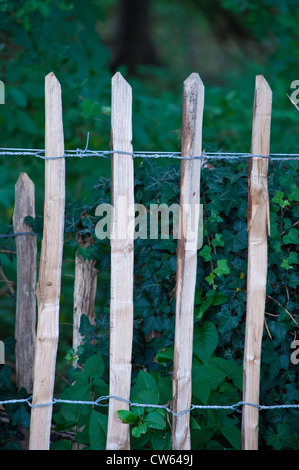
[205,272,216,286]
[199,245,212,261]
[289,187,299,202]
[0,365,14,391]
[211,358,243,391]
[192,378,210,404]
[214,259,230,276]
[117,410,139,424]
[266,423,295,450]
[132,421,148,438]
[211,233,225,247]
[281,258,293,270]
[83,353,105,379]
[222,424,241,450]
[151,430,172,450]
[10,405,30,428]
[190,416,201,431]
[155,346,174,364]
[135,388,160,406]
[79,314,96,337]
[216,305,241,333]
[193,363,226,390]
[145,410,166,430]
[194,295,214,321]
[89,409,107,450]
[283,228,299,244]
[193,322,218,364]
[272,191,290,208]
[135,370,157,391]
[222,227,248,252]
[50,440,72,450]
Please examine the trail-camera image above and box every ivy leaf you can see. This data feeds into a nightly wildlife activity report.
[211,233,225,247]
[216,305,241,334]
[283,228,299,244]
[79,314,96,337]
[266,423,296,450]
[214,259,230,276]
[0,365,14,391]
[272,190,290,208]
[222,225,248,252]
[289,187,299,202]
[205,272,216,286]
[193,322,218,364]
[199,245,212,261]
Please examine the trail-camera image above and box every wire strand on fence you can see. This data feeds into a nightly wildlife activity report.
[1,148,299,161]
[0,139,298,420]
[0,396,298,416]
[0,232,37,239]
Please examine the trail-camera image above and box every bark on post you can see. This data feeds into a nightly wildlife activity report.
[13,173,36,393]
[242,75,272,450]
[29,72,65,450]
[73,233,98,359]
[172,73,204,450]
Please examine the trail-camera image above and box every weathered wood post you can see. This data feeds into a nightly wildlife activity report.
[13,173,36,394]
[172,73,204,450]
[29,72,65,450]
[106,72,135,450]
[73,233,98,360]
[242,75,272,450]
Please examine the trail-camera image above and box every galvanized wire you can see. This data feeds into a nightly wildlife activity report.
[0,396,298,416]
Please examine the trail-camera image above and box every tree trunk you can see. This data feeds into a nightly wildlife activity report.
[110,0,157,73]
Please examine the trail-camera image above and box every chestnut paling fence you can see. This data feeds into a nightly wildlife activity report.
[0,72,298,451]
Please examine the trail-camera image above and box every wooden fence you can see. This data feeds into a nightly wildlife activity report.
[8,71,273,450]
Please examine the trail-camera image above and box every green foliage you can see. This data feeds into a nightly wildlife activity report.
[0,0,298,451]
[0,340,31,450]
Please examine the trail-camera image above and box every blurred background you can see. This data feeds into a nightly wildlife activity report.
[0,0,298,195]
[0,0,298,369]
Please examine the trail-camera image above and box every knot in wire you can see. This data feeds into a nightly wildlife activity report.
[75,132,90,158]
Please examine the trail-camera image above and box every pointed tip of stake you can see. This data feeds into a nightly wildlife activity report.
[255,75,272,97]
[112,71,131,90]
[16,172,33,186]
[45,72,60,85]
[184,73,204,91]
[45,72,62,100]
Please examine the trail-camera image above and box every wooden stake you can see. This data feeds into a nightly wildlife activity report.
[242,75,272,450]
[106,72,134,450]
[29,73,65,450]
[172,73,204,450]
[73,233,98,360]
[13,173,36,394]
